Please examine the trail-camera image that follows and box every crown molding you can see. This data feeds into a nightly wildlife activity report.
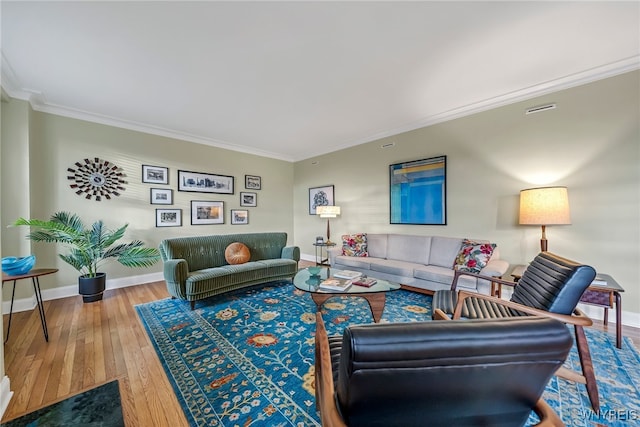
[1,50,25,98]
[2,52,638,163]
[1,50,46,105]
[1,83,293,162]
[0,50,294,162]
[301,55,640,161]
[31,101,295,162]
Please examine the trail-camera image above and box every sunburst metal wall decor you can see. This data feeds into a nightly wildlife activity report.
[67,157,127,201]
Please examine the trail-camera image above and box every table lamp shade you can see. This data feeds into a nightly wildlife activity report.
[316,205,340,244]
[316,205,341,218]
[519,186,571,252]
[519,187,571,225]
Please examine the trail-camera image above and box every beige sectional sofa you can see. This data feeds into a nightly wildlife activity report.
[328,234,508,294]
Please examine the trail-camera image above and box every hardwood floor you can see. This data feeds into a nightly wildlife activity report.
[1,281,188,426]
[2,269,639,425]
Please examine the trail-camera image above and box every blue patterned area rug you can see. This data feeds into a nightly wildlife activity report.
[136,282,640,427]
[0,380,124,427]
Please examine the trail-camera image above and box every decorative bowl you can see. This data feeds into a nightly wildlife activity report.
[1,256,18,267]
[2,255,36,276]
[307,266,322,276]
[306,275,321,287]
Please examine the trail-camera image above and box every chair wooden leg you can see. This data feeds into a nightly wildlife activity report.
[432,308,451,320]
[315,333,321,411]
[575,325,600,411]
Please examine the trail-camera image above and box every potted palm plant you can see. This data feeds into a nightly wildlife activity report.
[13,211,161,303]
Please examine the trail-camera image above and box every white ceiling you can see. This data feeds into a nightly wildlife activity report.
[2,1,639,162]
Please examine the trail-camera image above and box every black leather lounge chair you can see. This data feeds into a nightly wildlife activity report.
[432,251,598,411]
[315,312,572,427]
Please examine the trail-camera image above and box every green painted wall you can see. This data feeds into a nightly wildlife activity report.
[1,106,294,295]
[1,98,33,300]
[1,70,638,321]
[293,70,640,316]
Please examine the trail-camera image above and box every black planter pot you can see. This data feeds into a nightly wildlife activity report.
[79,273,106,303]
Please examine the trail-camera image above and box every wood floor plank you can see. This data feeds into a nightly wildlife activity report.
[94,303,107,384]
[82,303,96,387]
[114,296,154,426]
[56,298,80,399]
[2,272,638,425]
[6,311,39,365]
[119,375,141,427]
[11,356,41,415]
[41,303,72,405]
[26,309,63,409]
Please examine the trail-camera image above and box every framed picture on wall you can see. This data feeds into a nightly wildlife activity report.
[191,200,224,225]
[389,155,447,225]
[178,170,234,194]
[231,209,249,225]
[309,185,334,215]
[240,192,257,207]
[142,165,169,184]
[150,188,173,205]
[245,175,261,190]
[156,209,182,227]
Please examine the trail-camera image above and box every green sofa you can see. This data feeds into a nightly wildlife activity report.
[160,232,300,309]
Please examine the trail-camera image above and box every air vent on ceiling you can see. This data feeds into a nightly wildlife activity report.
[381,142,396,149]
[525,103,557,115]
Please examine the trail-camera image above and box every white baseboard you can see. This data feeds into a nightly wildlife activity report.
[578,303,640,329]
[1,271,164,315]
[300,253,315,263]
[0,375,13,420]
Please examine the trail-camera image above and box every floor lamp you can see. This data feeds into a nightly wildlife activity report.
[519,186,571,252]
[316,205,341,245]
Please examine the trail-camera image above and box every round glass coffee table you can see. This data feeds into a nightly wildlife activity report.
[293,267,401,323]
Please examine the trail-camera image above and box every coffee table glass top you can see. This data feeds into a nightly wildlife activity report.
[293,267,401,294]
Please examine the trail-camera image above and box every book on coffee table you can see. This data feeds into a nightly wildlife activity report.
[332,270,362,280]
[319,278,353,292]
[352,277,377,287]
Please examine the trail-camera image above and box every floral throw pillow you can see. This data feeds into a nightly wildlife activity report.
[453,239,496,273]
[342,233,368,257]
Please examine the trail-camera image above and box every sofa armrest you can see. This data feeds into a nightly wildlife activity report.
[327,246,342,266]
[282,246,300,262]
[163,258,189,283]
[480,259,509,277]
[163,258,189,297]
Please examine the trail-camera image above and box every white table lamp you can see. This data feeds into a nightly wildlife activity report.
[316,205,341,245]
[519,186,571,252]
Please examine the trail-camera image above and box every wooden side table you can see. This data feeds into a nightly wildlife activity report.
[2,268,58,343]
[313,242,336,266]
[511,265,624,349]
[580,274,624,349]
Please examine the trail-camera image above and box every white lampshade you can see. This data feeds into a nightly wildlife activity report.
[316,205,341,218]
[519,187,571,225]
[519,186,571,252]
